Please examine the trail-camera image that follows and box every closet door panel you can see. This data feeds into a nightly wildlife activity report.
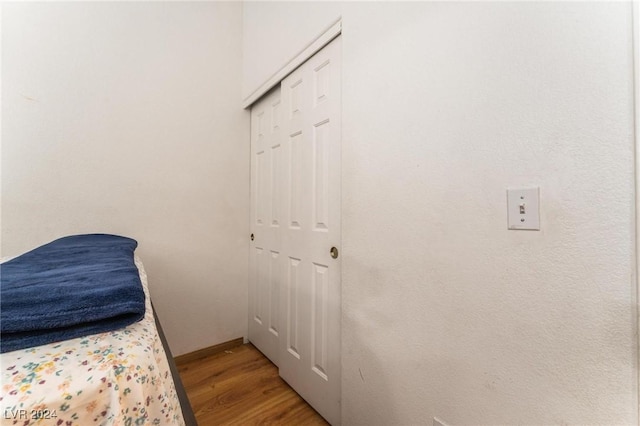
[249,88,283,366]
[278,36,342,426]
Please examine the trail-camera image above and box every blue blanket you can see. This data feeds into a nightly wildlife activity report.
[1,234,146,353]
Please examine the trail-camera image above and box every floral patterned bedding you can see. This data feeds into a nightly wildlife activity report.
[0,257,185,426]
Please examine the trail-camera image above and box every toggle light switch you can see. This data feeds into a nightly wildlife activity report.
[507,187,540,230]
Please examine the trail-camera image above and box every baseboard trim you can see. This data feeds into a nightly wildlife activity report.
[174,337,244,366]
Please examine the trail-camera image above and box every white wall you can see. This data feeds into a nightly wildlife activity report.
[244,2,637,424]
[1,2,249,356]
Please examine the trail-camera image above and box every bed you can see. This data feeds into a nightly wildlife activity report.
[0,235,197,425]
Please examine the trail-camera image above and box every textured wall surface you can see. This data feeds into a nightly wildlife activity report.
[340,2,636,424]
[244,1,637,424]
[2,2,249,356]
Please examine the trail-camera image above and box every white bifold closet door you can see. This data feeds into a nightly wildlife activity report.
[248,85,283,365]
[249,36,341,425]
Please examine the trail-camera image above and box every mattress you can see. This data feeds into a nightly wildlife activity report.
[0,256,186,425]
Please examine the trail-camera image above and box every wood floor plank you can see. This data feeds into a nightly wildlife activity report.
[177,343,329,425]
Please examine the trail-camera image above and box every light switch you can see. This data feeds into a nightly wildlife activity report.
[507,187,540,230]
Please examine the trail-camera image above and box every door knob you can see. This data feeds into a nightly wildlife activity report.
[330,247,339,259]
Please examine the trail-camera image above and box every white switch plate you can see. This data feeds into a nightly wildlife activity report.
[507,187,540,230]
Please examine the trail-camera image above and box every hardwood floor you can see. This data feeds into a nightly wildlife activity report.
[177,343,329,425]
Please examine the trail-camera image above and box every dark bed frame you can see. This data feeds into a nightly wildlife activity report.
[152,304,198,426]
